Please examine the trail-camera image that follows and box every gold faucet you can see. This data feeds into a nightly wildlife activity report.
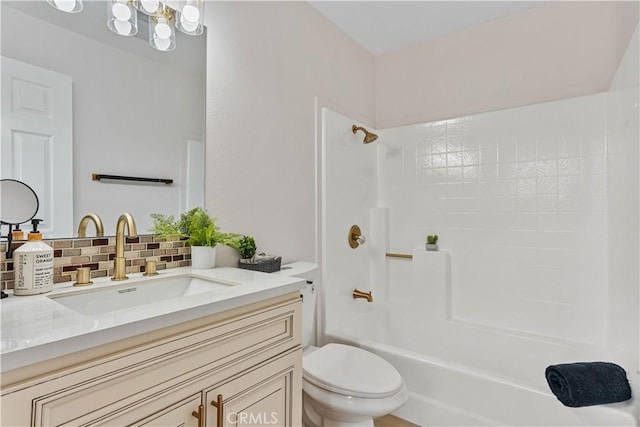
[77,213,104,237]
[112,213,137,281]
[353,289,373,302]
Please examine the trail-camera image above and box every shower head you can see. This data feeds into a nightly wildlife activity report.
[352,125,378,144]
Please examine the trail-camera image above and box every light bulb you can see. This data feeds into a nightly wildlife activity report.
[153,37,171,51]
[112,2,131,21]
[182,4,200,23]
[155,17,171,39]
[140,0,159,14]
[179,16,198,33]
[113,19,132,35]
[52,0,77,12]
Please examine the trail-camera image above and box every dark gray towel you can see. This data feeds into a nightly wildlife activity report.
[545,362,631,407]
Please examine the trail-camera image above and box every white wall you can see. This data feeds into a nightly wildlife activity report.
[201,2,638,265]
[375,2,622,128]
[1,6,205,234]
[204,1,374,263]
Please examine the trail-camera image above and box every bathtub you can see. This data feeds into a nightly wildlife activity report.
[325,302,637,427]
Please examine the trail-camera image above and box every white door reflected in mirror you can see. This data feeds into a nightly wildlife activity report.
[1,57,73,237]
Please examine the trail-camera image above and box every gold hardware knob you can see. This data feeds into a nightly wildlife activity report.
[191,404,205,427]
[74,267,93,287]
[211,394,223,427]
[353,289,373,302]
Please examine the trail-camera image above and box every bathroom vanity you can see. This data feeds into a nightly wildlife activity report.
[0,267,304,426]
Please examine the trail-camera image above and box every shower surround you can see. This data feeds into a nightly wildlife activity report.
[319,28,639,426]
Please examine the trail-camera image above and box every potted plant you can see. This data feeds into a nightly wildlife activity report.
[224,234,281,273]
[237,235,257,260]
[149,213,182,241]
[180,207,220,269]
[426,234,439,251]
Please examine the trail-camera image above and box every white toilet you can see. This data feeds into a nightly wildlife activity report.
[277,262,408,427]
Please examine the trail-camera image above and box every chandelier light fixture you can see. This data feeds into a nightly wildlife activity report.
[149,5,176,51]
[107,0,138,37]
[46,0,83,13]
[175,0,203,36]
[47,0,204,52]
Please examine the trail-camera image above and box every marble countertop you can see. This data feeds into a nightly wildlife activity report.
[1,267,305,372]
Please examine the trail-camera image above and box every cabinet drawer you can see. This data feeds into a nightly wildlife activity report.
[2,297,301,427]
[101,393,202,427]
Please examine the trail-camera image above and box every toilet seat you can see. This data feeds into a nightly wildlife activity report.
[303,343,403,398]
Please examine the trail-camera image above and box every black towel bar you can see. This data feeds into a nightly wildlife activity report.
[92,173,173,185]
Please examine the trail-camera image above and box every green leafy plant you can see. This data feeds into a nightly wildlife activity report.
[221,234,257,259]
[426,235,439,245]
[149,213,182,238]
[180,207,219,247]
[237,236,257,259]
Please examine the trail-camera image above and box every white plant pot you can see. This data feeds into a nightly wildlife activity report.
[191,245,217,269]
[425,243,439,251]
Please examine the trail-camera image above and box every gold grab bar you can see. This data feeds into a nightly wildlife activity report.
[386,252,413,259]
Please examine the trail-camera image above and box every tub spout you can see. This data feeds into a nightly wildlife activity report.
[353,289,373,303]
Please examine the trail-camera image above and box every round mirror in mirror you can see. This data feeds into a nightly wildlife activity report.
[0,179,39,225]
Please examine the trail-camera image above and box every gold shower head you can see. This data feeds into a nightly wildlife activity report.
[352,125,378,144]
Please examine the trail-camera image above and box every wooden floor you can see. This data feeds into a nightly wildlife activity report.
[374,414,420,427]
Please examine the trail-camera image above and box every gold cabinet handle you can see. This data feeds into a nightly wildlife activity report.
[211,394,223,427]
[191,404,205,427]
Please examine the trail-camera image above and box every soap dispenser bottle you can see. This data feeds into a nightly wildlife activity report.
[14,219,54,295]
[12,224,24,241]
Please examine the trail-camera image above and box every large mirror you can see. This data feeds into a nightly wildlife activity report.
[1,1,206,238]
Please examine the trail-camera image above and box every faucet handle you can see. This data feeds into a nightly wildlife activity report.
[74,267,93,286]
[143,260,158,276]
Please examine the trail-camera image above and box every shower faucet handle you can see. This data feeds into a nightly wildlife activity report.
[348,225,366,249]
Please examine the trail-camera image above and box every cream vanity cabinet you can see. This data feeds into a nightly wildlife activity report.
[1,293,302,427]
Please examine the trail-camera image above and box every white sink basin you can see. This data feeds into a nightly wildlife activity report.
[48,275,235,315]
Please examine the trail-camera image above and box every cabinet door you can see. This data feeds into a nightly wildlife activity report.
[205,350,302,427]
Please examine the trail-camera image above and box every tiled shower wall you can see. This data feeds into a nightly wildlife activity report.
[379,93,611,344]
[0,236,191,290]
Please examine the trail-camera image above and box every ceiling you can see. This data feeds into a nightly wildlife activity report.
[310,1,543,56]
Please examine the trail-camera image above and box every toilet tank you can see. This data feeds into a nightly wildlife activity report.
[276,262,319,348]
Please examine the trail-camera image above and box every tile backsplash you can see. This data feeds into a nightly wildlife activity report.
[0,235,191,290]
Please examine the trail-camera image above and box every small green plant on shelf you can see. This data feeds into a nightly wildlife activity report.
[426,234,439,251]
